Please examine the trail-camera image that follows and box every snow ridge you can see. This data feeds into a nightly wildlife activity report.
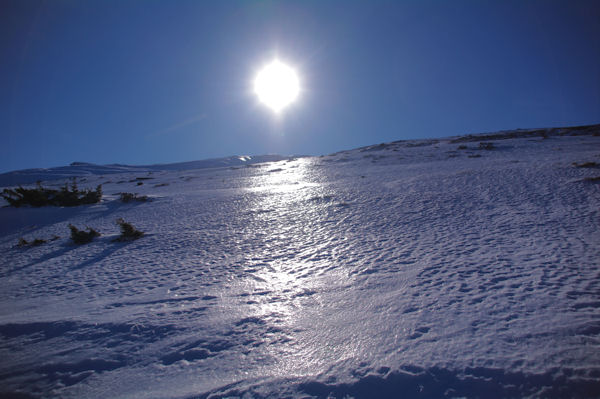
[0,154,289,187]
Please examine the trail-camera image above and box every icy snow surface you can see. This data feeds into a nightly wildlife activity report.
[1,128,600,398]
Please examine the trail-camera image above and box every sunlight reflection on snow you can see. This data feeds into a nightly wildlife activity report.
[238,157,356,376]
[245,158,323,313]
[247,158,320,196]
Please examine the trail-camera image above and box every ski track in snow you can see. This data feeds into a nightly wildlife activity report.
[1,131,599,398]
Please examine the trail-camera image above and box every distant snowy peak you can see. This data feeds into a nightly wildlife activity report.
[0,164,145,188]
[0,154,290,187]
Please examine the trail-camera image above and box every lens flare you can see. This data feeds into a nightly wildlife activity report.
[254,60,300,113]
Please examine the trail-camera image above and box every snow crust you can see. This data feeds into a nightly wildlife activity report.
[1,128,599,398]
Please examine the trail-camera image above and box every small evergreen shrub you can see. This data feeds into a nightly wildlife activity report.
[69,224,101,244]
[119,193,149,203]
[1,179,102,207]
[17,236,57,247]
[114,218,144,241]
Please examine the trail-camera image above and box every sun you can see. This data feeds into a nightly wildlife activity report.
[254,60,300,113]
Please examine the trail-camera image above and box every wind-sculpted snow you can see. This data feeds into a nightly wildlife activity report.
[1,129,599,398]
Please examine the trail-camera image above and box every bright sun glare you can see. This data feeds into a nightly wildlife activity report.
[254,60,299,113]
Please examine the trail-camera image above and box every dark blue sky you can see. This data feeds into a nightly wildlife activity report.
[1,0,599,172]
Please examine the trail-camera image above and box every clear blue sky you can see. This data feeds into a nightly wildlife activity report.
[1,0,599,172]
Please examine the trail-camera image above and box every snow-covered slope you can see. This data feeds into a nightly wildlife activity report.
[1,126,599,398]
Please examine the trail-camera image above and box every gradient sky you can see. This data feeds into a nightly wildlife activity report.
[1,0,599,172]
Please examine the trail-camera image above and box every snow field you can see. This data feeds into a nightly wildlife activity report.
[0,131,599,398]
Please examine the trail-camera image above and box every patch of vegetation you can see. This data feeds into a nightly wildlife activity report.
[17,235,60,248]
[119,192,149,203]
[457,145,468,150]
[69,224,101,244]
[129,176,153,185]
[404,140,439,148]
[154,183,169,187]
[582,176,600,183]
[573,162,599,168]
[114,218,144,241]
[449,124,600,143]
[2,180,102,208]
[479,142,495,151]
[451,129,550,143]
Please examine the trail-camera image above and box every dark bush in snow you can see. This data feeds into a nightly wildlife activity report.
[1,180,102,207]
[17,237,46,247]
[69,224,101,244]
[572,161,599,168]
[17,236,58,247]
[119,192,149,203]
[114,218,144,241]
[582,176,600,183]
